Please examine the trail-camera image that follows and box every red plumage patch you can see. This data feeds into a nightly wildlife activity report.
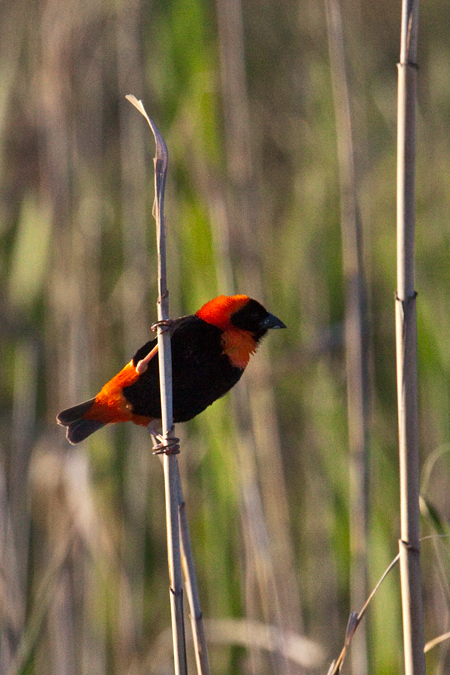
[83,360,153,427]
[196,294,250,329]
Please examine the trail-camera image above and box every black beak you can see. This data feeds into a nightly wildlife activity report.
[260,312,286,330]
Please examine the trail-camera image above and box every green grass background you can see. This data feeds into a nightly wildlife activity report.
[1,0,450,673]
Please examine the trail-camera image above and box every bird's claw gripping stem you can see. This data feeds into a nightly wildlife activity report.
[151,319,174,333]
[150,431,180,455]
[135,320,174,374]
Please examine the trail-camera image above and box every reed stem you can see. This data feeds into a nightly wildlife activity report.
[126,95,188,675]
[396,2,426,674]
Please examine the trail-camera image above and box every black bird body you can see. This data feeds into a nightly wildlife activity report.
[125,316,243,421]
[57,295,285,444]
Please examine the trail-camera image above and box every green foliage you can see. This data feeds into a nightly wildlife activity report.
[2,1,450,674]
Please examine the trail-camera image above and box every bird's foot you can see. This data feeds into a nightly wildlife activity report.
[151,319,175,334]
[149,429,180,455]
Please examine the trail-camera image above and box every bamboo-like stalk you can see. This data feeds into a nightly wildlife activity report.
[125,96,187,675]
[396,2,426,675]
[215,2,303,671]
[325,2,369,673]
[152,454,211,675]
[7,528,76,675]
[117,1,149,653]
[175,463,211,675]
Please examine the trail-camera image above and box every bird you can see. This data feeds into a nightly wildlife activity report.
[56,294,285,445]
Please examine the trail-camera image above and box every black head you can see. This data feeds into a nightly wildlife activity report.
[230,299,286,342]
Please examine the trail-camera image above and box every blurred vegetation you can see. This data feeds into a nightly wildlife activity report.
[1,0,450,674]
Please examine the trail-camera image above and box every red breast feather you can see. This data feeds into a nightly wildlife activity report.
[196,294,257,369]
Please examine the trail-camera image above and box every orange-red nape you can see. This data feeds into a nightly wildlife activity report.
[196,295,256,369]
[196,295,250,329]
[83,360,153,427]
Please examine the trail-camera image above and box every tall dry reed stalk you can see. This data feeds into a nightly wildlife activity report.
[117,1,150,652]
[126,96,188,675]
[396,1,426,674]
[126,96,212,675]
[176,462,211,675]
[215,2,303,672]
[325,1,369,673]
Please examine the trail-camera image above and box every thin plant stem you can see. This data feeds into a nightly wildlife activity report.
[424,631,450,654]
[175,463,211,675]
[327,553,400,675]
[215,3,303,670]
[126,95,187,675]
[325,1,369,673]
[395,1,426,674]
[7,529,76,675]
[328,532,450,673]
[117,2,149,651]
[148,618,324,673]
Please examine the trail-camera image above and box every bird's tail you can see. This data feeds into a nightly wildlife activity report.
[56,398,105,445]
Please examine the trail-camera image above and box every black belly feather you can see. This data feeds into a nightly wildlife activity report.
[123,316,244,422]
